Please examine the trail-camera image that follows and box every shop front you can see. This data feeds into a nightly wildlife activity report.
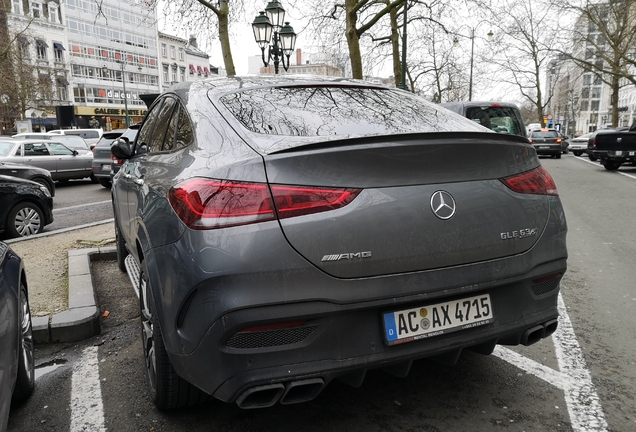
[74,106,147,130]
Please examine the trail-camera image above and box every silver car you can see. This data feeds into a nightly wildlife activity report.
[111,76,568,410]
[568,132,593,156]
[0,139,94,182]
[0,242,35,430]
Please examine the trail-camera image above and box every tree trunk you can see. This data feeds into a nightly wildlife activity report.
[390,7,400,87]
[218,1,235,76]
[346,0,363,79]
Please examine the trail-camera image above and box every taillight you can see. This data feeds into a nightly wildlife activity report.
[110,154,123,165]
[168,178,361,230]
[556,138,562,143]
[528,138,533,143]
[500,166,558,196]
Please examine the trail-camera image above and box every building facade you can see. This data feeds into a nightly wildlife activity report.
[157,33,219,92]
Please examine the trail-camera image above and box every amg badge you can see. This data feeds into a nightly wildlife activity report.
[322,251,372,262]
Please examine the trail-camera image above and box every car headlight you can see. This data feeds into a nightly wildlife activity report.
[39,186,51,198]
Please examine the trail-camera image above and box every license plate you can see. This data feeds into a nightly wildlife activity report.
[615,151,623,156]
[383,294,493,345]
[539,146,550,149]
[102,164,111,171]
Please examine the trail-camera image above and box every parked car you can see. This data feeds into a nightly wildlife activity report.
[441,101,527,137]
[0,241,35,431]
[111,76,567,410]
[0,162,55,196]
[586,127,628,161]
[92,126,140,188]
[13,133,93,153]
[0,139,95,182]
[47,128,102,149]
[587,126,636,170]
[527,128,563,158]
[557,130,570,154]
[568,132,593,156]
[0,175,53,238]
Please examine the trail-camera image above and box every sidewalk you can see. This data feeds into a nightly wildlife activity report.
[7,221,120,343]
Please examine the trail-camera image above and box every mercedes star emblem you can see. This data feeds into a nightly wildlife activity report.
[430,190,456,220]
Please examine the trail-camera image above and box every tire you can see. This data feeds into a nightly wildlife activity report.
[556,153,561,159]
[603,160,621,171]
[13,282,35,402]
[573,151,582,156]
[6,202,44,238]
[90,173,100,184]
[589,154,598,161]
[139,261,208,409]
[98,178,112,189]
[115,219,128,272]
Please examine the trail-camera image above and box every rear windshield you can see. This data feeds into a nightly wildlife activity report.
[465,106,526,137]
[220,86,484,136]
[530,131,558,138]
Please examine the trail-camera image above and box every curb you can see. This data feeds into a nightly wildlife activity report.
[33,246,117,344]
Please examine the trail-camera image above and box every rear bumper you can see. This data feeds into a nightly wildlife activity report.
[592,150,636,162]
[532,144,561,155]
[169,257,565,405]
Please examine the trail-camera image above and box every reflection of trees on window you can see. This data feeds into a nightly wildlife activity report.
[221,86,479,137]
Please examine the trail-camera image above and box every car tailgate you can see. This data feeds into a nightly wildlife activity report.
[264,133,549,278]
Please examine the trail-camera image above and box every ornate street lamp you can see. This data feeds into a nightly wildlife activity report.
[252,2,297,74]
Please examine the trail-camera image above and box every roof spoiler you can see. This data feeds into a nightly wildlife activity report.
[140,93,160,108]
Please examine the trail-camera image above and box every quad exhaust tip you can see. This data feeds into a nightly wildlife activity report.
[235,378,325,409]
[521,318,559,346]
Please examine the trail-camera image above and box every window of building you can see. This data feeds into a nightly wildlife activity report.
[53,43,64,62]
[36,39,48,60]
[163,65,169,82]
[180,67,185,82]
[179,48,184,61]
[49,4,58,23]
[31,1,41,18]
[170,45,176,59]
[172,65,177,83]
[590,100,600,111]
[591,87,601,99]
[161,43,167,57]
[13,0,21,14]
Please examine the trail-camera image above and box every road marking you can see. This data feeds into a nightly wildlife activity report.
[53,200,112,213]
[493,291,608,432]
[574,155,636,179]
[70,346,105,432]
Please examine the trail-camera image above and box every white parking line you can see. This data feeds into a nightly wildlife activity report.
[493,291,608,432]
[574,155,636,180]
[70,346,105,432]
[53,200,112,213]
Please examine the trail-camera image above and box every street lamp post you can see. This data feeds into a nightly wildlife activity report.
[398,0,408,90]
[103,61,130,128]
[251,2,297,74]
[454,27,494,101]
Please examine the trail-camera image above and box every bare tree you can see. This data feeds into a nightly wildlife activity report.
[159,0,257,75]
[553,0,636,127]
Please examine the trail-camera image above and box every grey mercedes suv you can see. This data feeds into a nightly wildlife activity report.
[111,76,568,410]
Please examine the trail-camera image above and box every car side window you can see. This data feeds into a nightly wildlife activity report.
[174,104,194,150]
[149,97,177,153]
[135,101,164,155]
[24,142,51,156]
[162,104,180,152]
[48,143,74,155]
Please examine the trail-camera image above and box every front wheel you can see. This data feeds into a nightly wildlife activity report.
[573,151,582,156]
[13,282,35,402]
[98,178,112,189]
[139,262,208,409]
[6,202,44,238]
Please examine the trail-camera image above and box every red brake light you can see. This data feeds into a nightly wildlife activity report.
[528,138,533,143]
[168,179,361,230]
[500,166,558,196]
[271,185,360,219]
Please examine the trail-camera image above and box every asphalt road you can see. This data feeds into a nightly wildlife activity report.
[7,154,636,432]
[47,180,113,232]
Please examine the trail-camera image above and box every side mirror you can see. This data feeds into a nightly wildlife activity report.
[72,150,78,156]
[111,137,132,160]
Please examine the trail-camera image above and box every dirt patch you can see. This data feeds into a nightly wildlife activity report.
[91,259,139,331]
[9,223,116,316]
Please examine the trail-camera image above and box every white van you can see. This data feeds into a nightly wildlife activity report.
[48,128,103,148]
